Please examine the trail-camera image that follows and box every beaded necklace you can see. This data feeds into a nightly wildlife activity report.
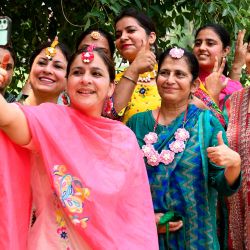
[142,107,190,167]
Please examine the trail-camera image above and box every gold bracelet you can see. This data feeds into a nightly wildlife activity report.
[122,75,137,85]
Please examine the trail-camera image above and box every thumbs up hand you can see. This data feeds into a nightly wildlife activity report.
[0,54,10,86]
[207,131,241,185]
[207,131,240,168]
[130,39,156,75]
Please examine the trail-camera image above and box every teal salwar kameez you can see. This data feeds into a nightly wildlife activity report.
[127,105,240,250]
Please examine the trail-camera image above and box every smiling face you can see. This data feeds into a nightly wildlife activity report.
[77,33,112,58]
[67,51,114,117]
[193,28,230,72]
[0,47,14,93]
[29,47,67,97]
[157,56,196,106]
[115,16,155,63]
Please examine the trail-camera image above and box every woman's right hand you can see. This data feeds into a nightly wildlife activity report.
[130,40,156,75]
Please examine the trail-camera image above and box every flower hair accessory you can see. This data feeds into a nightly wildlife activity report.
[169,47,184,59]
[45,36,59,60]
[81,45,96,63]
[90,31,100,40]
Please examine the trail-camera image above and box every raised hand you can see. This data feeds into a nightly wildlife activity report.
[205,56,228,105]
[230,30,248,81]
[0,54,10,85]
[130,39,156,75]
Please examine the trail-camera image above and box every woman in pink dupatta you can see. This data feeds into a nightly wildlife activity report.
[0,39,70,250]
[0,46,158,249]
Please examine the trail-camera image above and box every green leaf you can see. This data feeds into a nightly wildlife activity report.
[208,3,216,13]
[134,0,142,9]
[222,8,229,17]
[84,18,91,30]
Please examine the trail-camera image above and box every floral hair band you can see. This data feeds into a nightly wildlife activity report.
[81,44,96,63]
[169,47,184,59]
[45,36,59,60]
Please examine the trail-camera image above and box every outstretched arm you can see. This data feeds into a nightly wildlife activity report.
[0,54,30,145]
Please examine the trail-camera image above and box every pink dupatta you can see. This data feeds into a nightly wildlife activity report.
[0,131,31,250]
[19,103,158,249]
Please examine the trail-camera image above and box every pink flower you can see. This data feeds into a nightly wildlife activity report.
[169,47,184,59]
[169,140,185,153]
[81,51,94,63]
[144,132,158,144]
[160,150,175,165]
[174,128,190,141]
[142,144,154,157]
[146,150,160,166]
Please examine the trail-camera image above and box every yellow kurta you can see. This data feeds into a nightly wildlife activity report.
[115,66,161,123]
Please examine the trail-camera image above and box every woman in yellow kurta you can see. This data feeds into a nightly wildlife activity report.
[113,8,161,123]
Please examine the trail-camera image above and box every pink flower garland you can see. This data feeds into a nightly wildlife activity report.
[142,128,190,167]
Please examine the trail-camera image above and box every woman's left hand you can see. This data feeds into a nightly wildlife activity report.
[207,131,241,185]
[205,57,228,105]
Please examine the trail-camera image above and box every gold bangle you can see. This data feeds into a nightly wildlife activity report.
[122,75,137,85]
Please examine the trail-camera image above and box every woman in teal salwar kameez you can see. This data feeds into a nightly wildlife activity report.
[127,48,241,250]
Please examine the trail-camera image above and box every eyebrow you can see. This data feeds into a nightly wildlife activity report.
[91,67,104,72]
[71,66,104,72]
[195,38,216,42]
[116,25,137,32]
[39,56,65,64]
[71,66,82,70]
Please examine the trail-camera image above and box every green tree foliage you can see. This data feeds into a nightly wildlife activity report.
[1,0,250,93]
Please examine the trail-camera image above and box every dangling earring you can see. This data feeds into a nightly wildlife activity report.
[62,90,70,106]
[189,92,193,100]
[104,97,113,114]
